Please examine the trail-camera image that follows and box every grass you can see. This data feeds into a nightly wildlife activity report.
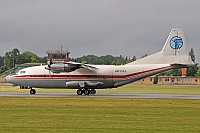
[0,84,200,132]
[0,83,200,94]
[98,84,200,94]
[0,97,199,133]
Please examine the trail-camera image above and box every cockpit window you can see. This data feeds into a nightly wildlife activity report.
[20,71,26,74]
[10,73,17,76]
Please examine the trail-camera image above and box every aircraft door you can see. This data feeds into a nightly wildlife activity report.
[66,72,71,82]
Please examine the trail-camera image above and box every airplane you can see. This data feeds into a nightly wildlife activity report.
[5,28,192,95]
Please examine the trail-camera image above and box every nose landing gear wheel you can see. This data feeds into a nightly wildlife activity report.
[30,89,36,94]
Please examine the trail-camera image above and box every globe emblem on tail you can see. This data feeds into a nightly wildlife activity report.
[170,36,183,50]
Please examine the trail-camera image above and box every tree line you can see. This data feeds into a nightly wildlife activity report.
[0,48,199,76]
[0,48,137,73]
[70,55,136,65]
[0,48,47,73]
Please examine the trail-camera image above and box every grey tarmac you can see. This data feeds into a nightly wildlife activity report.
[0,92,200,99]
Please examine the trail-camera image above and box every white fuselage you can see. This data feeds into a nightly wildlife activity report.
[5,64,173,89]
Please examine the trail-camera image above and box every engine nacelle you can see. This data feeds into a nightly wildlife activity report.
[46,64,80,73]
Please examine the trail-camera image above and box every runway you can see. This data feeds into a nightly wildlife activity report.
[0,92,200,99]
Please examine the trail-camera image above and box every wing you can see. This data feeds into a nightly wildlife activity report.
[46,61,98,73]
[64,61,98,71]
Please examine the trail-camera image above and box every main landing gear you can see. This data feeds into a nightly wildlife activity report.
[30,87,36,94]
[77,89,96,95]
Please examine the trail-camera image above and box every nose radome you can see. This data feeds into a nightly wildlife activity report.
[5,75,10,81]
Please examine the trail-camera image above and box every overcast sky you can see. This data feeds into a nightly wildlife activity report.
[0,0,200,63]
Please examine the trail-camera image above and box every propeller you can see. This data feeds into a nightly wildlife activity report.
[48,57,53,69]
[47,56,53,76]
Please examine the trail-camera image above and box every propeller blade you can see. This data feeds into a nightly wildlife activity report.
[50,57,53,65]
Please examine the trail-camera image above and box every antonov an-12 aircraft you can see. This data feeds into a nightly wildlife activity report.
[5,28,192,95]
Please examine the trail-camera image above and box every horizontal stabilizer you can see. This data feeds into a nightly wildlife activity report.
[170,63,188,68]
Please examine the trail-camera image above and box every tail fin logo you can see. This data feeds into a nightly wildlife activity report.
[170,36,183,50]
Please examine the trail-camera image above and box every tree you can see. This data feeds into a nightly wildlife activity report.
[1,49,44,74]
[20,51,31,63]
[189,48,195,63]
[165,69,182,76]
[81,60,88,64]
[196,68,200,76]
[73,54,137,65]
[125,56,137,64]
[187,63,198,76]
[0,56,4,67]
[41,56,47,64]
[3,48,21,70]
[132,56,136,61]
[4,52,12,69]
[11,48,20,64]
[153,75,158,84]
[20,51,41,63]
[141,54,148,58]
[187,48,198,76]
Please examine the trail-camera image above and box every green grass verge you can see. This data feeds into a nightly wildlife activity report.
[98,84,200,94]
[1,84,200,94]
[0,97,199,133]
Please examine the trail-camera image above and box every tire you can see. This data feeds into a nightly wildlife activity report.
[90,89,96,94]
[77,89,83,95]
[83,89,90,95]
[30,89,36,94]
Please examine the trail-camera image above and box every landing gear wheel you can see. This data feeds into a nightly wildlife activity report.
[77,89,83,95]
[30,89,36,94]
[90,89,96,94]
[83,89,90,95]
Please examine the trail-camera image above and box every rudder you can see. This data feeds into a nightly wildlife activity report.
[162,28,187,56]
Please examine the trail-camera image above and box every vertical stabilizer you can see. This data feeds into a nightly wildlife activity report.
[127,28,192,65]
[162,28,187,56]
